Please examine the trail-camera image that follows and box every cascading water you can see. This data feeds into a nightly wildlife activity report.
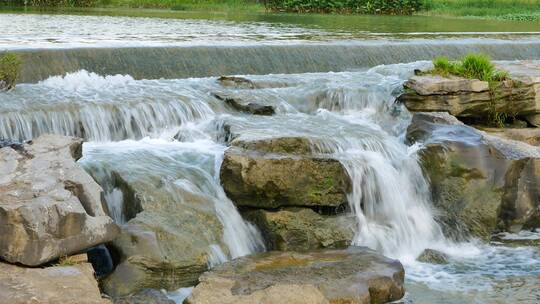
[2,49,540,302]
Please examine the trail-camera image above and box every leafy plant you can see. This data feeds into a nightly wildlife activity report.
[0,53,22,91]
[265,0,424,14]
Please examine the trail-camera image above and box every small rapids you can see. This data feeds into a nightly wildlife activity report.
[2,62,540,303]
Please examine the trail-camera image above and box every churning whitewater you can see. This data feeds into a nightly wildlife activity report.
[2,63,540,303]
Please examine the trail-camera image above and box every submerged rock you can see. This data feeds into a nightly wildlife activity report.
[217,75,290,89]
[417,249,449,264]
[101,170,226,297]
[114,289,174,304]
[220,136,351,209]
[186,247,405,304]
[212,92,275,115]
[0,134,118,266]
[406,113,538,239]
[244,208,355,251]
[218,76,257,89]
[0,262,109,304]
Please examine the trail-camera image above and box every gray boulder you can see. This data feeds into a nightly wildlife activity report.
[0,134,118,266]
[100,170,226,297]
[0,261,110,304]
[406,113,540,239]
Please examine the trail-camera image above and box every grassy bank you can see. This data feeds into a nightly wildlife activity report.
[1,0,539,20]
[102,0,261,11]
[0,0,264,12]
[423,0,540,21]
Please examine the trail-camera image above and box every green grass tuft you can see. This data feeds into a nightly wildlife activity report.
[0,53,22,91]
[428,53,506,82]
[421,0,540,19]
[427,53,514,127]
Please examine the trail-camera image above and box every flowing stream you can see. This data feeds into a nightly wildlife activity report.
[1,12,540,303]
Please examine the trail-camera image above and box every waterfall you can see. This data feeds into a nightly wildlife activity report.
[0,70,219,142]
[11,41,540,83]
[80,138,265,260]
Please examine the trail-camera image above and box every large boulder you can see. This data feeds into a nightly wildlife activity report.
[0,134,118,266]
[100,171,226,297]
[244,208,356,251]
[186,247,405,304]
[220,136,351,209]
[398,61,540,122]
[0,261,110,304]
[501,158,540,231]
[406,113,540,239]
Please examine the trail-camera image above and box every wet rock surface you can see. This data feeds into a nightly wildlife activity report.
[186,247,405,304]
[212,92,275,115]
[0,262,110,304]
[114,289,174,304]
[101,170,225,297]
[217,75,290,89]
[501,158,540,231]
[220,136,351,209]
[406,112,540,239]
[243,208,355,251]
[417,249,449,264]
[0,134,118,266]
[479,127,540,146]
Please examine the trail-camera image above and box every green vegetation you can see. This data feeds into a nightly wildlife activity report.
[429,54,507,82]
[428,53,513,127]
[0,0,262,10]
[0,53,22,91]
[1,0,538,19]
[423,0,540,21]
[265,0,423,14]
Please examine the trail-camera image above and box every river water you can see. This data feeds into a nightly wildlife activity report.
[1,11,540,303]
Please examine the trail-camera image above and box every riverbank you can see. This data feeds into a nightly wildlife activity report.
[423,0,540,21]
[1,0,540,20]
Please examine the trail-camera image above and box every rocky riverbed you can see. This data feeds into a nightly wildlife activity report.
[1,55,540,304]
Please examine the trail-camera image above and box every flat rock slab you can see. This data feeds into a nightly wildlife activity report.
[0,262,110,304]
[0,134,118,266]
[405,75,489,95]
[479,127,540,146]
[399,61,540,120]
[186,247,405,304]
[497,61,540,85]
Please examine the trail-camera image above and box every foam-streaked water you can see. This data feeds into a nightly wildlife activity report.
[3,12,540,84]
[3,60,540,302]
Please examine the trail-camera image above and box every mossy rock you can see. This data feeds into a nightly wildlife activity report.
[220,136,351,209]
[244,208,356,251]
